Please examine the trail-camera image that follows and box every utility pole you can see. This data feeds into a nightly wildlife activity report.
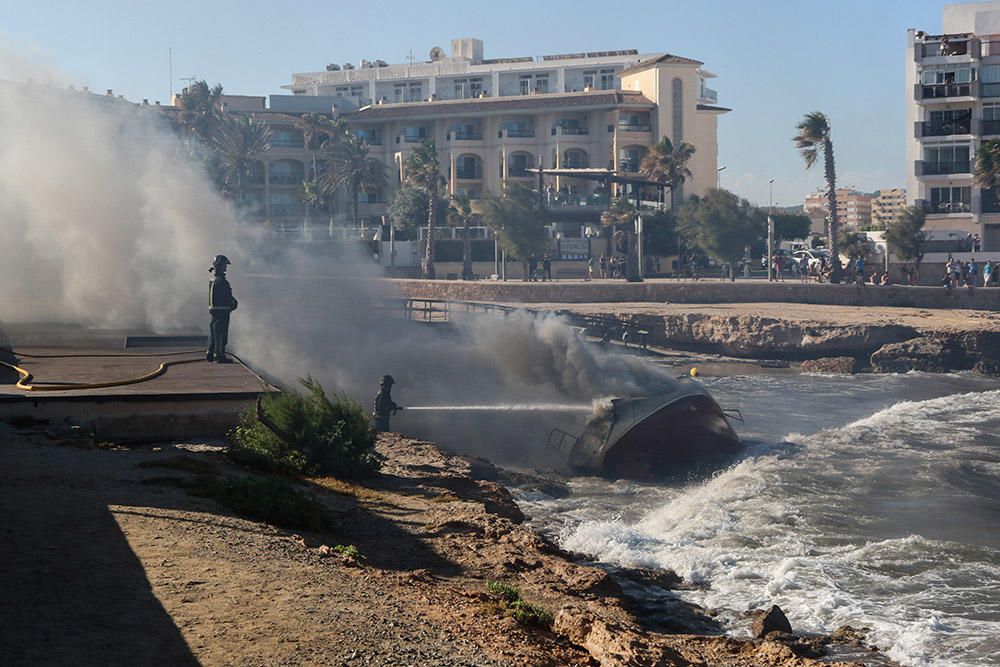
[768,179,775,282]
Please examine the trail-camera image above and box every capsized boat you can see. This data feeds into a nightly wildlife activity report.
[564,378,742,480]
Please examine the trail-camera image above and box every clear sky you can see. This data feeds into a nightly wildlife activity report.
[1,0,949,207]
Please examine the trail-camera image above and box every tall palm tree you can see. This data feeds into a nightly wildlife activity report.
[640,137,695,209]
[296,113,345,179]
[794,111,841,283]
[449,194,475,280]
[403,141,445,279]
[601,196,639,280]
[300,178,326,237]
[321,134,387,230]
[212,113,271,213]
[176,80,224,143]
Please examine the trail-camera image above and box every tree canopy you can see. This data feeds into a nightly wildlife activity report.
[479,183,548,260]
[885,205,927,266]
[387,186,446,238]
[793,111,841,282]
[770,213,812,245]
[675,189,765,264]
[973,139,1000,191]
[640,136,695,208]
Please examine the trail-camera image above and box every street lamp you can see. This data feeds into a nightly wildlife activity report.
[767,179,775,282]
[717,166,727,189]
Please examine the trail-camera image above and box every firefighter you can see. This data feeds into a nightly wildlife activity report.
[207,255,238,363]
[372,375,403,432]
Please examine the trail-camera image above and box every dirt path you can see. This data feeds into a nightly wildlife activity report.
[0,429,880,666]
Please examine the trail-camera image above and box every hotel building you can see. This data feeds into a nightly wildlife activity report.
[804,188,873,229]
[906,1,1000,250]
[871,188,907,228]
[274,37,727,229]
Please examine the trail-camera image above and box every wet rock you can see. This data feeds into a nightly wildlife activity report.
[614,566,683,591]
[750,605,793,638]
[799,356,858,374]
[870,336,968,373]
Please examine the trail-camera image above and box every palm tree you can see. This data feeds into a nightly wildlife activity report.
[296,113,345,179]
[601,196,639,280]
[794,111,841,283]
[449,194,475,280]
[300,178,326,237]
[212,114,271,213]
[973,139,1000,191]
[403,141,445,279]
[175,80,224,143]
[321,134,387,230]
[640,137,695,209]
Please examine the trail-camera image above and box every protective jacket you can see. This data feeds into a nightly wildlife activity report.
[209,277,238,313]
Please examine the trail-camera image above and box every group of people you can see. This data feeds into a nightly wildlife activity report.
[525,253,553,281]
[943,257,997,290]
[595,254,628,279]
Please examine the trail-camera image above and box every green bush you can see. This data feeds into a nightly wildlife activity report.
[208,475,332,532]
[230,377,380,478]
[485,580,552,628]
[332,544,366,564]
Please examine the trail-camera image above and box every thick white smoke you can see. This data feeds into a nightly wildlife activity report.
[0,61,232,330]
[0,54,685,470]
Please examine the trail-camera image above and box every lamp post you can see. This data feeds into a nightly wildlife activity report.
[767,179,775,282]
[717,165,727,189]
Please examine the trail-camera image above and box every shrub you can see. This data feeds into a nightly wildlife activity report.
[332,544,366,564]
[485,580,552,628]
[230,377,380,478]
[207,475,332,532]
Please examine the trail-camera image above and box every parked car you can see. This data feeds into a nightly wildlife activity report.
[792,249,829,272]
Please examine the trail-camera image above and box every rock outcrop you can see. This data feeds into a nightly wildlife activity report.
[800,356,858,374]
[750,605,793,638]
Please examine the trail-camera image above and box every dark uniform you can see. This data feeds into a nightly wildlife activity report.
[372,375,401,432]
[207,255,238,363]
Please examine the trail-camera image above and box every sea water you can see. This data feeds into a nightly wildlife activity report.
[516,371,1000,667]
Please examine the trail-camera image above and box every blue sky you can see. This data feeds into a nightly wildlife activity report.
[2,0,948,206]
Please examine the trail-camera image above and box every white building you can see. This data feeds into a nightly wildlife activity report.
[285,38,727,227]
[906,1,1000,250]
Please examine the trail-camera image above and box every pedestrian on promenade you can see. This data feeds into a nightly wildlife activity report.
[542,254,552,282]
[528,254,538,282]
[599,254,608,279]
[984,260,993,287]
[586,256,594,281]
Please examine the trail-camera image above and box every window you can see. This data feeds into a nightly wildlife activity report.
[349,85,364,98]
[454,79,468,99]
[535,75,549,93]
[922,65,976,84]
[394,84,406,103]
[403,126,427,142]
[600,69,615,90]
[508,152,532,177]
[519,75,531,95]
[930,186,971,213]
[470,78,483,97]
[583,70,597,89]
[985,103,1000,120]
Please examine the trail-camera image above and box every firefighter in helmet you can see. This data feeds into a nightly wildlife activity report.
[372,375,403,432]
[207,255,238,363]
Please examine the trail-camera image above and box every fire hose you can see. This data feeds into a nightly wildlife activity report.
[0,347,216,392]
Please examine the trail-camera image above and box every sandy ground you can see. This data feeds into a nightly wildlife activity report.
[0,428,885,667]
[517,302,1000,334]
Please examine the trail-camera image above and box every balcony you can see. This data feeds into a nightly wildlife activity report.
[455,167,482,180]
[920,160,970,176]
[922,199,971,214]
[920,118,972,137]
[354,132,382,145]
[620,160,641,173]
[401,134,428,144]
[553,126,590,136]
[502,128,535,139]
[918,82,974,100]
[269,174,304,186]
[699,87,718,103]
[449,130,483,141]
[921,39,971,58]
[617,123,651,133]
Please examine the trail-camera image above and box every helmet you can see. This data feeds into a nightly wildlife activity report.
[380,374,395,386]
[212,254,231,266]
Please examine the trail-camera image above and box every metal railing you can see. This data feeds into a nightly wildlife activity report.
[921,160,970,175]
[617,124,651,132]
[450,130,483,141]
[921,119,971,136]
[923,200,971,214]
[504,129,535,138]
[921,83,973,99]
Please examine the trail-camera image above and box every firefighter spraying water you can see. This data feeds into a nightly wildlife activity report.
[207,254,238,364]
[372,374,404,432]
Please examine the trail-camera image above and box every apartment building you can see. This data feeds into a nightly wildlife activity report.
[803,188,873,229]
[284,38,727,228]
[906,1,1000,250]
[871,188,907,228]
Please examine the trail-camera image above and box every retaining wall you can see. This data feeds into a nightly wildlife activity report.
[393,279,1000,311]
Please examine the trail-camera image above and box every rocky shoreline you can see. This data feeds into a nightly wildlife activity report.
[541,304,1000,376]
[0,426,893,666]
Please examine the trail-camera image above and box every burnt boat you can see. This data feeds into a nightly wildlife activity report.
[564,379,742,480]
